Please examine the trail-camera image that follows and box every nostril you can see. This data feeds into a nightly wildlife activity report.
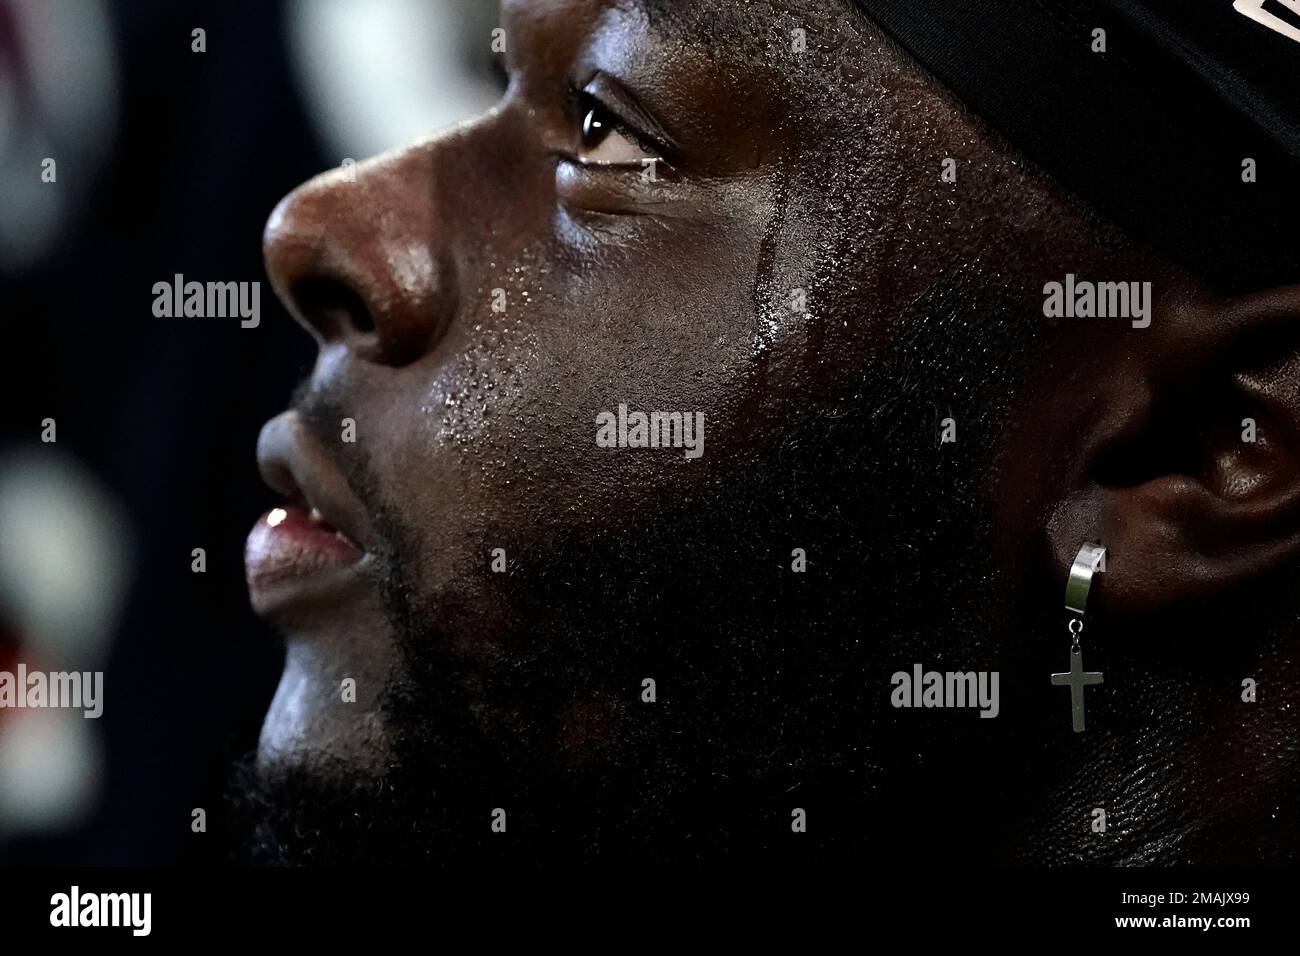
[292,277,376,337]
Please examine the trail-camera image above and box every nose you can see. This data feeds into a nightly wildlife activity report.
[262,148,458,366]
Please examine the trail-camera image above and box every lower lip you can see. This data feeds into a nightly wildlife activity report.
[245,504,363,596]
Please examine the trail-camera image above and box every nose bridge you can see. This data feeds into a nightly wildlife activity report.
[262,130,469,366]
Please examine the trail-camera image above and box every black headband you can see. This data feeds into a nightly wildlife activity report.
[853,0,1299,292]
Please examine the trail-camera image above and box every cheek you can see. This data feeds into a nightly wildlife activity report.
[364,158,898,612]
[371,212,779,557]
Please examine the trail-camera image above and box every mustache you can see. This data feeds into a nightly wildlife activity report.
[290,375,373,490]
[290,375,340,446]
[288,374,397,565]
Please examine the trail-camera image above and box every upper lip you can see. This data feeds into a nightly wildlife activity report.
[256,410,370,552]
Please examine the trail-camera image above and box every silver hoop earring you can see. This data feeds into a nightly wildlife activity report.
[1051,543,1106,733]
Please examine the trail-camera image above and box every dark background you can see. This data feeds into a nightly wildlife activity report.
[2,0,325,864]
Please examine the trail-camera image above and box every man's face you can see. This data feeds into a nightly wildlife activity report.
[242,0,1253,861]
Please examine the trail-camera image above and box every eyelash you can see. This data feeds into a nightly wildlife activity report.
[570,86,663,163]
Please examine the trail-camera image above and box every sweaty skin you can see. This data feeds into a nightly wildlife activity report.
[244,0,1300,863]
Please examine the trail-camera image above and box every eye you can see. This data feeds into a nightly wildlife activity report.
[577,95,658,166]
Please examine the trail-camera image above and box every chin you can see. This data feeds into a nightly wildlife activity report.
[256,646,395,779]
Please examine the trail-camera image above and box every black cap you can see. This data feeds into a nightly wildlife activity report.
[854,0,1299,291]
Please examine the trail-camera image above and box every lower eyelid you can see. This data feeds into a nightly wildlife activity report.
[554,164,705,226]
[579,159,648,170]
[554,161,651,213]
[556,154,658,175]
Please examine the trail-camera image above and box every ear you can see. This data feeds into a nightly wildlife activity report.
[1046,284,1300,615]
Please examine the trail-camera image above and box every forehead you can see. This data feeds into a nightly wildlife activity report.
[501,0,863,58]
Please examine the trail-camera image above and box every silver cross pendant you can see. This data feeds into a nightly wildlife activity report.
[1051,645,1103,732]
[1053,542,1107,733]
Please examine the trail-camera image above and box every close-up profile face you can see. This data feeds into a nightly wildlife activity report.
[5,0,1298,903]
[235,0,1300,866]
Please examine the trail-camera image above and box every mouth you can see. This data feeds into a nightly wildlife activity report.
[246,411,369,614]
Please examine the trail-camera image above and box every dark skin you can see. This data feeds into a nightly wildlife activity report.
[243,0,1300,863]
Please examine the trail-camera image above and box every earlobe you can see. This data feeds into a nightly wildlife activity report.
[1045,284,1300,616]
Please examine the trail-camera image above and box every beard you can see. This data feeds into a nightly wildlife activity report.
[229,268,1052,865]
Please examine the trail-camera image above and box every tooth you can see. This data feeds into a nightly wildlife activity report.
[309,507,323,524]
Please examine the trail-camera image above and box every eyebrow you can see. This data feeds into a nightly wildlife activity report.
[583,71,680,152]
